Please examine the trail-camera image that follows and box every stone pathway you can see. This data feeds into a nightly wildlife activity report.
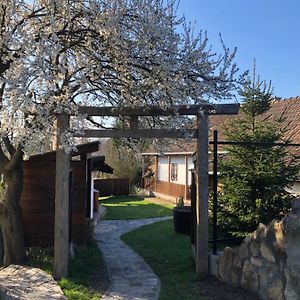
[95,217,172,300]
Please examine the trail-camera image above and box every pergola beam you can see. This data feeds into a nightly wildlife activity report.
[54,102,240,280]
[80,129,198,139]
[78,103,240,116]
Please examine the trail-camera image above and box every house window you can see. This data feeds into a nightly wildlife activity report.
[171,163,178,181]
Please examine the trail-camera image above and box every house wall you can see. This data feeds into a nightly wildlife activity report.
[170,156,185,184]
[158,156,169,182]
[187,156,194,185]
[148,154,193,200]
[157,155,193,185]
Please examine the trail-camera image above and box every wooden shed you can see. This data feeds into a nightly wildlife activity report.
[20,142,113,247]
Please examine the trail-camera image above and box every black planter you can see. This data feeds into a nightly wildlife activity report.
[173,206,192,235]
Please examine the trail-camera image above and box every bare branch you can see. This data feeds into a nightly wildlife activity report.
[2,137,15,157]
[4,145,23,173]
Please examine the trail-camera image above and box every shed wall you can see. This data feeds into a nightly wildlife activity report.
[21,159,87,247]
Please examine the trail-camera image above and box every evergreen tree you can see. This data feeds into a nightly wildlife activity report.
[217,78,299,236]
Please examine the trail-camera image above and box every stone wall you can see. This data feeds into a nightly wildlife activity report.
[212,198,300,300]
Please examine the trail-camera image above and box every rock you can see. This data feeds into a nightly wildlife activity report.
[0,265,66,300]
[266,279,284,300]
[238,243,249,260]
[218,247,234,281]
[250,257,263,267]
[230,269,241,286]
[291,197,300,212]
[254,223,267,239]
[241,260,259,291]
[284,262,300,299]
[283,209,300,300]
[260,242,275,263]
[232,255,242,269]
[249,241,260,257]
[259,263,280,291]
[273,221,285,250]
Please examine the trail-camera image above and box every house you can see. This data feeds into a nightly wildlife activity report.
[20,141,113,247]
[143,97,300,199]
[142,141,195,201]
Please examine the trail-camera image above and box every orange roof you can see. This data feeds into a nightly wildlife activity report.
[144,97,300,154]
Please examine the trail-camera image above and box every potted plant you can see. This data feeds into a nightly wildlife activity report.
[173,196,191,235]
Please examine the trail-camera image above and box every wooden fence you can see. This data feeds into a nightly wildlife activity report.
[94,178,130,196]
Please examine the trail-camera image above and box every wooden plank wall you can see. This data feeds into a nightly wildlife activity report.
[155,180,190,200]
[21,159,87,247]
[94,178,130,196]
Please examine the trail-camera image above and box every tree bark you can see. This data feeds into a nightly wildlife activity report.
[0,160,24,266]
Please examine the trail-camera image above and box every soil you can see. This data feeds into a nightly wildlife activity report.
[93,266,259,299]
[88,263,110,296]
[194,276,259,300]
[145,196,177,206]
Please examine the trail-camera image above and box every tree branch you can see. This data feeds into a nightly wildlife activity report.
[0,144,9,169]
[2,137,15,157]
[4,145,23,173]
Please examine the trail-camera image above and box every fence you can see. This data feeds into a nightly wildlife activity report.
[94,178,130,196]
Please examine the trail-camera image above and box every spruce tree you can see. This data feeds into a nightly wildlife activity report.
[217,78,299,236]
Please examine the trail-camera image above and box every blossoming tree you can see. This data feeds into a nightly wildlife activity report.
[1,0,243,275]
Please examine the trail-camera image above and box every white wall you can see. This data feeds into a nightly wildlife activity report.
[170,156,185,184]
[158,156,169,181]
[187,156,194,185]
[157,155,194,185]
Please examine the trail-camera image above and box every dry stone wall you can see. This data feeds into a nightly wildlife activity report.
[213,198,300,300]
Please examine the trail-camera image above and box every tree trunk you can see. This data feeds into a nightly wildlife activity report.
[0,162,24,266]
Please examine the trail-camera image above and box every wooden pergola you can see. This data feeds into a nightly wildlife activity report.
[53,103,240,279]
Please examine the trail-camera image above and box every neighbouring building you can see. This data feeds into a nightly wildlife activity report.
[143,97,300,200]
[142,143,195,201]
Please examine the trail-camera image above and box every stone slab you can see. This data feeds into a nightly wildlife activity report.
[0,265,66,300]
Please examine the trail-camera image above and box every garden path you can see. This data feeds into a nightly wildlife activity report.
[95,217,172,300]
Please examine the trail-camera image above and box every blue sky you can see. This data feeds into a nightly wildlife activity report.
[177,0,300,99]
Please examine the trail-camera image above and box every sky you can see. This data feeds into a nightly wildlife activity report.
[177,0,300,99]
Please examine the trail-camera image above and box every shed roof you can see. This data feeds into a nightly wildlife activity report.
[29,141,101,161]
[92,156,113,174]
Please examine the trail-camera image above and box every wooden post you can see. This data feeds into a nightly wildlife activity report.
[54,114,70,280]
[154,155,158,192]
[185,155,188,200]
[129,116,139,129]
[168,155,171,182]
[196,113,209,278]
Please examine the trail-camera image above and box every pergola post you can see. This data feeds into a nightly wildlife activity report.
[196,113,209,278]
[53,114,70,279]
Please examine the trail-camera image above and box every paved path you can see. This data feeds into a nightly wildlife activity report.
[95,217,172,300]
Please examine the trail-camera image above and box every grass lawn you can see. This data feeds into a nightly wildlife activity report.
[26,243,109,300]
[100,195,174,220]
[122,220,257,300]
[122,219,198,300]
